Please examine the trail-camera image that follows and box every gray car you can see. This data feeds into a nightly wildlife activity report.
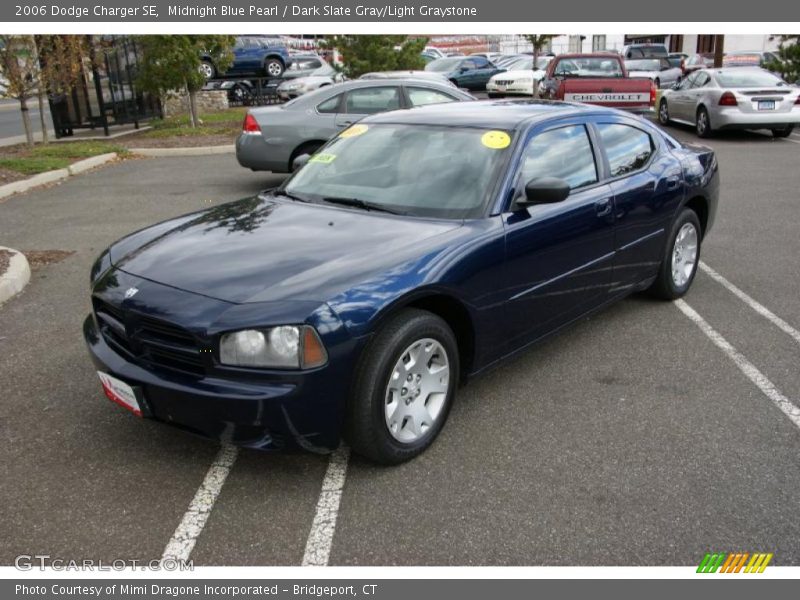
[624,58,682,89]
[658,67,800,138]
[236,79,474,173]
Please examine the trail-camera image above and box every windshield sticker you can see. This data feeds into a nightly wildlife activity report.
[481,130,511,150]
[309,153,337,164]
[339,124,369,138]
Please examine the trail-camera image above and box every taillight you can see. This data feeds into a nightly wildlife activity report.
[242,113,261,133]
[650,81,657,106]
[718,91,738,106]
[795,96,800,105]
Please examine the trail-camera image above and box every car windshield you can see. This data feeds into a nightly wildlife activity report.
[555,57,624,77]
[625,59,660,71]
[282,124,513,219]
[715,69,785,87]
[426,58,463,72]
[505,56,550,71]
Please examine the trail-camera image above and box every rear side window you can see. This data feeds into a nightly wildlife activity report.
[597,124,654,177]
[406,87,458,107]
[345,87,401,114]
[316,94,342,114]
[519,125,598,191]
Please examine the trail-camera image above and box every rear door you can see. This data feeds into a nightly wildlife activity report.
[404,86,462,107]
[502,121,616,349]
[334,86,402,129]
[592,119,684,291]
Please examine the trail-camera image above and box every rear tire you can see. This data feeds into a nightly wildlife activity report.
[345,309,459,465]
[658,98,671,125]
[264,58,285,78]
[648,208,702,300]
[772,125,794,138]
[696,106,712,138]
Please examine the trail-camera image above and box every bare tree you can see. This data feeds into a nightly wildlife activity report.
[0,35,41,146]
[34,35,89,144]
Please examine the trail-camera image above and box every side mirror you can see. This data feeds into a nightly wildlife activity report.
[671,80,681,90]
[292,153,311,171]
[517,177,570,207]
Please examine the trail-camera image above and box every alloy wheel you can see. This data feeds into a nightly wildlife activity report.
[671,222,699,288]
[384,338,450,443]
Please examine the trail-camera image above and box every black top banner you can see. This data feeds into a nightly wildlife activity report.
[3,0,799,22]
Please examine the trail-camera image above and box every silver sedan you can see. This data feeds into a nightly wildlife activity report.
[658,67,800,138]
[236,79,474,173]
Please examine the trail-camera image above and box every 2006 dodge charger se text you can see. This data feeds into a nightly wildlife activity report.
[84,101,719,464]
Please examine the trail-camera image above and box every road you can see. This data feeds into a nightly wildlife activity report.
[1,122,799,566]
[0,98,52,145]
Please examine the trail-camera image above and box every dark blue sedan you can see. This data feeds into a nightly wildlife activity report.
[425,56,504,90]
[84,101,719,464]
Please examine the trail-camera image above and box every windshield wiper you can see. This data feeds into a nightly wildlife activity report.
[321,196,406,215]
[278,189,311,203]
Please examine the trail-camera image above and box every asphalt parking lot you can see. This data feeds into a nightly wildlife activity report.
[1,120,799,567]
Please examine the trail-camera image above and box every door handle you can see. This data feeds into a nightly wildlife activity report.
[595,198,613,218]
[337,121,354,128]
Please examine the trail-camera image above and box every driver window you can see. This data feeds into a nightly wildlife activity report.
[462,60,477,70]
[518,125,598,194]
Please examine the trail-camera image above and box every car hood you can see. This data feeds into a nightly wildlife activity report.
[110,195,461,305]
[490,69,545,81]
[279,75,334,88]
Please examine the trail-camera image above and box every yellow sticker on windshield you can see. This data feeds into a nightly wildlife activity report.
[339,124,369,138]
[481,130,511,150]
[309,153,336,164]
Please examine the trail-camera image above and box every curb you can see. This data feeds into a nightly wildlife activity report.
[0,152,118,201]
[68,152,118,175]
[0,246,31,305]
[127,145,235,157]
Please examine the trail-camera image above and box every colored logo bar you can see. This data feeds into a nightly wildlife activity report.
[697,552,773,573]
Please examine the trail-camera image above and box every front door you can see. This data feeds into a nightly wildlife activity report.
[502,122,616,351]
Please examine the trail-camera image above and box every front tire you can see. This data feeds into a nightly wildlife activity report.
[658,98,671,125]
[199,60,216,80]
[772,125,794,138]
[648,208,702,300]
[696,106,712,138]
[346,309,459,465]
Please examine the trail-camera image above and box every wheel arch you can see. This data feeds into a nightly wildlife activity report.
[684,195,710,237]
[288,140,327,171]
[366,290,477,379]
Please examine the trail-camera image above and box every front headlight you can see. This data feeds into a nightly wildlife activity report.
[219,326,327,369]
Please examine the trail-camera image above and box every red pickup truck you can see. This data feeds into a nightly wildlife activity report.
[539,53,656,112]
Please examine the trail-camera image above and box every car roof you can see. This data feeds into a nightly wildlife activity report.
[362,99,600,130]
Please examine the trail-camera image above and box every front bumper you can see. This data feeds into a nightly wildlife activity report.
[85,315,356,452]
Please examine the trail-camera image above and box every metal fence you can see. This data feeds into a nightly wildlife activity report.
[203,76,286,107]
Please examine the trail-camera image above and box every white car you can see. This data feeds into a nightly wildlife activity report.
[486,56,552,97]
[277,69,344,100]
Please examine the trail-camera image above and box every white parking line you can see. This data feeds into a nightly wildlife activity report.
[700,262,800,347]
[301,445,351,566]
[162,444,239,562]
[676,300,800,431]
